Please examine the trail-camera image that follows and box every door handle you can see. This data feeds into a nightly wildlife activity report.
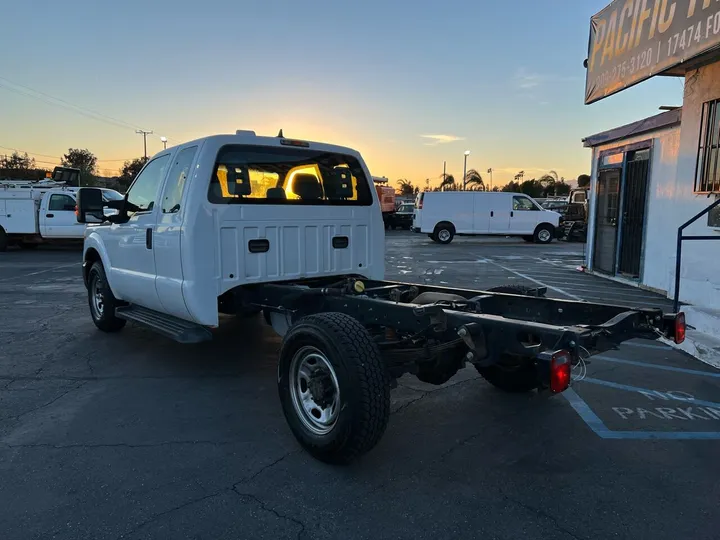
[46,213,54,218]
[490,211,494,217]
[146,228,152,249]
[248,239,270,253]
[511,211,514,217]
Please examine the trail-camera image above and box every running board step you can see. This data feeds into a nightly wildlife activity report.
[115,305,213,344]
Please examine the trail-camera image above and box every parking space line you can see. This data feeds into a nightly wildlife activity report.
[593,356,720,378]
[582,377,720,409]
[0,262,81,282]
[485,260,584,301]
[563,388,609,432]
[624,341,671,350]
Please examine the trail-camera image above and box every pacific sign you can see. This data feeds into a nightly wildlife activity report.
[585,0,720,104]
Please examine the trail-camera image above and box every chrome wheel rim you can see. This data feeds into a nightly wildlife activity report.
[289,346,341,435]
[438,229,451,242]
[538,229,551,242]
[90,276,105,320]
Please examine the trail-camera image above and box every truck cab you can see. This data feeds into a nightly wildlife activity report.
[78,130,384,329]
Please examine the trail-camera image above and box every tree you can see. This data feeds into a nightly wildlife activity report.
[119,157,148,190]
[502,180,521,193]
[555,182,571,196]
[0,151,35,170]
[439,173,459,191]
[62,148,97,175]
[396,178,417,196]
[464,169,485,191]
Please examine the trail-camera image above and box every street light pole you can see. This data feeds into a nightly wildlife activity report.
[160,136,167,150]
[462,150,470,190]
[135,129,153,159]
[487,168,493,190]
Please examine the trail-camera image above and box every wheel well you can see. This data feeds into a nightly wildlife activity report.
[83,248,101,286]
[434,221,455,233]
[535,222,555,233]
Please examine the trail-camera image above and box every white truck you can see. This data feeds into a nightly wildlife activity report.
[412,191,563,244]
[0,170,123,251]
[75,130,685,464]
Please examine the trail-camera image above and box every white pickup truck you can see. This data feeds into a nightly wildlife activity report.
[75,130,684,465]
[0,174,123,251]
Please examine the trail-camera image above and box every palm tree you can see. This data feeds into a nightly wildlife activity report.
[397,178,416,195]
[464,169,485,191]
[439,173,456,191]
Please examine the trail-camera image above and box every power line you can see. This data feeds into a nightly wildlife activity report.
[0,76,178,142]
[0,145,135,163]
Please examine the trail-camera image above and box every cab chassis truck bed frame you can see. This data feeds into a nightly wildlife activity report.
[207,276,683,464]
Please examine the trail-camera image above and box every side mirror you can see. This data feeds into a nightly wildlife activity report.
[76,187,105,223]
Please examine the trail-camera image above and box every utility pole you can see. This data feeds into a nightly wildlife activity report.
[135,129,153,159]
[443,161,446,179]
[487,168,493,190]
[462,150,470,190]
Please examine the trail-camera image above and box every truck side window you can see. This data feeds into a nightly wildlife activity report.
[513,196,539,211]
[49,194,76,211]
[126,155,171,214]
[161,146,197,213]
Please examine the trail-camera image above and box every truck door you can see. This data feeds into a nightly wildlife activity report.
[104,154,171,310]
[509,195,541,235]
[41,193,82,237]
[488,194,511,233]
[152,145,198,319]
[472,194,491,232]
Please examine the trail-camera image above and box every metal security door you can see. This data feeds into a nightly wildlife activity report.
[618,151,650,277]
[593,168,621,274]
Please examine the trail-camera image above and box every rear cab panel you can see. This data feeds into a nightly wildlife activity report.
[180,134,385,326]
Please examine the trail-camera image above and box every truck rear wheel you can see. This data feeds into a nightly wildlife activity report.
[433,223,455,244]
[87,262,126,333]
[475,354,539,393]
[278,312,391,464]
[0,227,7,252]
[475,285,542,392]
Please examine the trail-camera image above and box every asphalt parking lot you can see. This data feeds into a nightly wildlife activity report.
[1,232,720,539]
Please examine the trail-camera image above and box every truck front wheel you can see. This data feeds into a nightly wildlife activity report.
[278,312,391,465]
[87,262,126,333]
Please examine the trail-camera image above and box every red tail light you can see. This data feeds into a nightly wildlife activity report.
[674,312,686,344]
[550,350,572,393]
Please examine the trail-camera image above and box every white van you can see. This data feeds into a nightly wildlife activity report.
[412,191,562,244]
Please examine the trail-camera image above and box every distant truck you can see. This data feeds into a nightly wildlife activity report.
[0,167,123,251]
[372,176,397,229]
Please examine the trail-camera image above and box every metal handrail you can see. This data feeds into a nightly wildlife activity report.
[673,197,720,312]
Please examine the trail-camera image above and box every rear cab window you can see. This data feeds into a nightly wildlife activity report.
[207,145,373,205]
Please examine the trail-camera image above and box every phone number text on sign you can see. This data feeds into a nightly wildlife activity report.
[593,46,657,89]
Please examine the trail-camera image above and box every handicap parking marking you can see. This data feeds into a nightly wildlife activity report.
[564,354,720,440]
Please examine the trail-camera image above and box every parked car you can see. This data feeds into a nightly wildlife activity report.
[412,191,562,244]
[387,202,414,230]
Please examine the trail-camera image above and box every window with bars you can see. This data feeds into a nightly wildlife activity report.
[695,99,720,193]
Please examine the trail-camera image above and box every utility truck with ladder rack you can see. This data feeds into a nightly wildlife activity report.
[0,166,123,251]
[75,130,686,464]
